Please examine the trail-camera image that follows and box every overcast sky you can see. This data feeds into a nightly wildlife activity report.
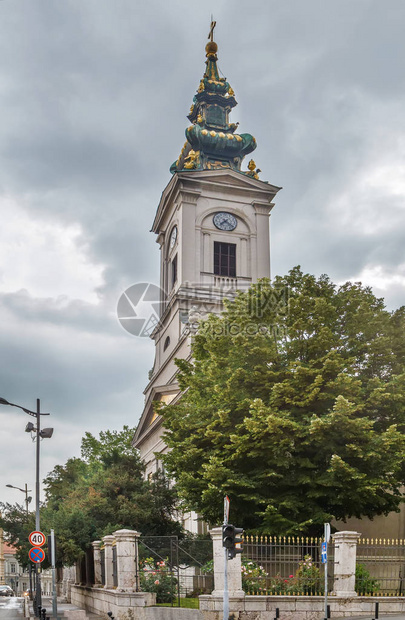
[1,0,405,509]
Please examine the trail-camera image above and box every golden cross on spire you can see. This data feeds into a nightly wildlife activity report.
[208,18,216,42]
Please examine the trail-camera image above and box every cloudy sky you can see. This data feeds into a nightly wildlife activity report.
[1,0,404,507]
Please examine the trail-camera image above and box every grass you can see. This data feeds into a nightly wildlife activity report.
[155,598,200,609]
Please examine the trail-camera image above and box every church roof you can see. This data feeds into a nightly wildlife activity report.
[170,22,262,180]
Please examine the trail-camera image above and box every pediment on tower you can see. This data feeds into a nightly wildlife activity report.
[152,169,281,234]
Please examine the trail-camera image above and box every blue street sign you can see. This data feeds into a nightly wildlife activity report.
[321,541,327,564]
[29,546,45,563]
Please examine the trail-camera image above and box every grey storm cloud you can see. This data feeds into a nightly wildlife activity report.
[1,0,405,504]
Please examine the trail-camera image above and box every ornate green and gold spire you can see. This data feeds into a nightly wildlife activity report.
[170,22,260,178]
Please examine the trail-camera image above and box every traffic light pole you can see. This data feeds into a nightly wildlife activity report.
[50,530,57,619]
[223,545,229,620]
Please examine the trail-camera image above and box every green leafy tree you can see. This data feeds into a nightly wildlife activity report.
[160,268,405,534]
[0,503,37,568]
[1,426,182,566]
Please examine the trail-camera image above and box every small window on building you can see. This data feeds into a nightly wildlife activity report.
[214,242,236,277]
[171,254,178,287]
[163,336,170,351]
[11,564,16,574]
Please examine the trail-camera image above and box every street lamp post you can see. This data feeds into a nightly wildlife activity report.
[0,397,53,617]
[6,484,32,517]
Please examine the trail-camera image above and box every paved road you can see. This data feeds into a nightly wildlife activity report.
[0,597,24,620]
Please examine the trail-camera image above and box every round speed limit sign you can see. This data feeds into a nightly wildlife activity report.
[28,531,46,547]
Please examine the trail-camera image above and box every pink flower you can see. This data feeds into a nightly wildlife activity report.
[154,580,160,585]
[289,575,294,578]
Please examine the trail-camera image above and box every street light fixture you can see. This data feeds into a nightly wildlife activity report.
[0,397,53,616]
[5,484,32,516]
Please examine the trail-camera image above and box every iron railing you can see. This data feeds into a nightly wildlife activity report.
[356,538,405,595]
[138,536,213,605]
[112,546,118,588]
[100,549,105,586]
[242,535,333,595]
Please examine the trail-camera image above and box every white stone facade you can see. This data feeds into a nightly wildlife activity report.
[133,171,280,529]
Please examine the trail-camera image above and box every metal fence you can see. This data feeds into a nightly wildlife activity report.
[138,536,213,605]
[100,549,105,586]
[357,538,405,596]
[112,545,118,588]
[242,535,333,595]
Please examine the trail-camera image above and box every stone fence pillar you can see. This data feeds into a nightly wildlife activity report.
[113,529,140,592]
[210,527,244,598]
[92,540,102,587]
[332,530,360,597]
[102,535,115,589]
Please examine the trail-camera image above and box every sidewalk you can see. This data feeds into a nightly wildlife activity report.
[32,598,105,620]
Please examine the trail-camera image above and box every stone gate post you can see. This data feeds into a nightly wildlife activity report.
[113,529,141,591]
[92,540,102,586]
[210,527,244,598]
[102,535,115,589]
[332,530,361,597]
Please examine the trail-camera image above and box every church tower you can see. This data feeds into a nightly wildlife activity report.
[133,26,281,531]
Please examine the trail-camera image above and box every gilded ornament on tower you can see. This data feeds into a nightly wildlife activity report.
[247,159,260,179]
[184,149,199,170]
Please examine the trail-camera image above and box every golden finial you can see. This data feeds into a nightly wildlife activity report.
[197,79,205,93]
[228,86,235,97]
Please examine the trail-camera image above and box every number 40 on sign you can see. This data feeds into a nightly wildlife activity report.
[29,531,46,547]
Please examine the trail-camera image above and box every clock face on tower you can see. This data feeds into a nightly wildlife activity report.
[213,212,237,231]
[169,225,178,248]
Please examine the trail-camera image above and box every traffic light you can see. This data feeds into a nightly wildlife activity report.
[222,524,243,560]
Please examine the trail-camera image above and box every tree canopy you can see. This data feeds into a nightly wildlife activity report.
[1,426,182,566]
[160,268,405,534]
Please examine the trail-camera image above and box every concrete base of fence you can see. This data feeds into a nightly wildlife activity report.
[70,584,155,617]
[63,611,87,620]
[199,595,405,619]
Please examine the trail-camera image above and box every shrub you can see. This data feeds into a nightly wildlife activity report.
[140,557,177,604]
[355,564,380,595]
[290,554,322,594]
[241,560,268,592]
